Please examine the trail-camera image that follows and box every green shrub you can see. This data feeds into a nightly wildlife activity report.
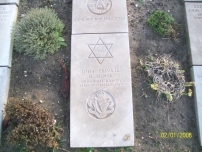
[147,10,177,38]
[14,7,66,60]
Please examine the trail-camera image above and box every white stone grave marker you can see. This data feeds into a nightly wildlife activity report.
[70,0,134,147]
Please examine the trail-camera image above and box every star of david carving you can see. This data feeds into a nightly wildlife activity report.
[88,38,113,65]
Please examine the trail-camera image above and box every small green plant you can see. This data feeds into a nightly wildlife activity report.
[14,7,67,60]
[144,55,194,101]
[147,10,177,38]
[5,98,61,151]
[138,0,144,4]
[114,147,132,152]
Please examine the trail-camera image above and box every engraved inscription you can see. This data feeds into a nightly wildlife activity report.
[87,0,112,15]
[79,68,124,88]
[74,17,125,21]
[0,6,13,22]
[187,4,202,19]
[87,90,115,119]
[197,74,202,78]
[88,38,113,64]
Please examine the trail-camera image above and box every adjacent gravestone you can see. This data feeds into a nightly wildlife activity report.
[0,0,19,139]
[0,68,11,135]
[184,2,202,66]
[191,66,202,145]
[71,0,134,147]
[184,0,202,146]
[0,5,18,67]
[0,0,19,5]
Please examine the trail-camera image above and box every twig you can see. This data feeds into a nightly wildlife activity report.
[12,52,21,63]
[162,38,170,40]
[148,136,157,143]
[167,112,169,122]
[58,147,70,152]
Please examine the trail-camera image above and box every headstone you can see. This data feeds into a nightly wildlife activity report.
[72,0,128,34]
[0,1,19,139]
[185,2,202,66]
[70,33,134,147]
[0,67,11,139]
[0,5,18,67]
[0,0,19,5]
[184,0,202,146]
[191,66,202,145]
[71,0,134,147]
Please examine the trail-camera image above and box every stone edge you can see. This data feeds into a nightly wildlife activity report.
[0,0,19,6]
[0,3,19,7]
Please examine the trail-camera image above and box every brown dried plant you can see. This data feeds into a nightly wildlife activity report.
[144,55,194,101]
[59,59,70,99]
[5,98,60,151]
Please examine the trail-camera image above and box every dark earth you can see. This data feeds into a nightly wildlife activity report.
[1,0,202,151]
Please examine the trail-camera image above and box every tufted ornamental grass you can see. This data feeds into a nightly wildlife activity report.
[14,7,67,60]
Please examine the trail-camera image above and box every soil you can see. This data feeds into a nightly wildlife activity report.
[1,0,202,151]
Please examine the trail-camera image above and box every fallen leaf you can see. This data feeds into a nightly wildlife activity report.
[123,134,130,140]
[39,100,44,103]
